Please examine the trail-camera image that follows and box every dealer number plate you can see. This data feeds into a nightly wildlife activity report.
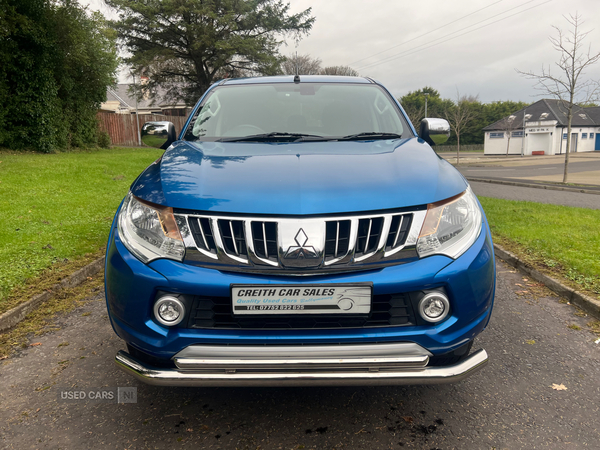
[231,284,372,315]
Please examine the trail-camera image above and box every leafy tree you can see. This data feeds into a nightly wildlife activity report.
[399,87,450,128]
[481,101,530,126]
[0,0,60,152]
[399,88,529,147]
[107,0,315,105]
[51,1,119,148]
[518,13,600,182]
[459,100,529,146]
[0,0,118,152]
[281,53,322,75]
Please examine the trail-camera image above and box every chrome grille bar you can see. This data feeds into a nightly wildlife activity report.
[365,219,373,253]
[228,221,238,255]
[177,210,426,274]
[262,222,268,259]
[393,216,404,248]
[334,221,339,258]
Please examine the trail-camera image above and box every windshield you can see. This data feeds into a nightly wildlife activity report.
[183,82,409,142]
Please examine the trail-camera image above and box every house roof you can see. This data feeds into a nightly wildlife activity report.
[105,84,190,110]
[582,106,600,124]
[482,99,599,131]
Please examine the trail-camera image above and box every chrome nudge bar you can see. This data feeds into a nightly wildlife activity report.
[115,343,488,387]
[175,210,427,274]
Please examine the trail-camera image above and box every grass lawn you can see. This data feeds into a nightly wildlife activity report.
[1,147,598,316]
[0,147,162,312]
[479,197,600,297]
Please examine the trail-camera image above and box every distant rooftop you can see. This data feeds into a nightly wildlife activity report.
[105,84,190,111]
[483,99,600,131]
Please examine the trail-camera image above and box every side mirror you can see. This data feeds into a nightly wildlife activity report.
[141,121,177,149]
[419,118,450,146]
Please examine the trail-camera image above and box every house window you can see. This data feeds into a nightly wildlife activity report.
[563,133,568,139]
[591,133,595,139]
[511,131,524,137]
[582,133,588,139]
[490,132,504,139]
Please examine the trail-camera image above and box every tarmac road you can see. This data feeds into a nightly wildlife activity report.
[460,159,600,179]
[1,259,599,449]
[469,181,600,210]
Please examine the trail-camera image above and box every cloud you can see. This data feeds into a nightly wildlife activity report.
[285,0,600,102]
[82,0,600,103]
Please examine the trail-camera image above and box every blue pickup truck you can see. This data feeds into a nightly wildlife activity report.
[105,75,495,387]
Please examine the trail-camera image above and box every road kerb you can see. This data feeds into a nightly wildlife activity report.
[0,257,105,333]
[468,177,600,195]
[494,244,600,319]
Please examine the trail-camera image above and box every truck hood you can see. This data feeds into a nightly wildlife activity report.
[130,138,468,215]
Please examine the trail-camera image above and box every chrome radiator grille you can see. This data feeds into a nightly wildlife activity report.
[177,209,426,274]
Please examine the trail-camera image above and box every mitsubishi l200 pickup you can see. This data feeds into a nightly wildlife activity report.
[105,75,495,387]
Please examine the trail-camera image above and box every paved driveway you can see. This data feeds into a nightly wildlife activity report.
[1,259,599,449]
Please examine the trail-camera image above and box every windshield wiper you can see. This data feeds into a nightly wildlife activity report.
[218,132,329,142]
[337,132,404,141]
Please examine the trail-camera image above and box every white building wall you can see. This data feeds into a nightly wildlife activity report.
[484,120,600,155]
[555,127,599,154]
[527,133,551,154]
[550,128,562,155]
[484,133,523,155]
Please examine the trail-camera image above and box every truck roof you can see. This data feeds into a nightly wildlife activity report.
[220,75,374,85]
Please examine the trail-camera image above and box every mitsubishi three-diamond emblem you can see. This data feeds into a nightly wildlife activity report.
[284,228,318,259]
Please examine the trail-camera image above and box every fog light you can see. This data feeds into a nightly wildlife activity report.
[154,296,185,326]
[418,292,450,323]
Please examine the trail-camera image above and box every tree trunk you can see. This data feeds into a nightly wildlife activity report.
[456,134,460,165]
[506,135,511,156]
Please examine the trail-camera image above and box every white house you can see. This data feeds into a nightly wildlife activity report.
[483,99,600,155]
[100,83,192,117]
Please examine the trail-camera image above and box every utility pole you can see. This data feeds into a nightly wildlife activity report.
[521,108,526,157]
[131,71,142,146]
[424,93,429,118]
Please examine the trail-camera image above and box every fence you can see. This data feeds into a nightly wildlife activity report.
[435,144,483,153]
[97,113,189,147]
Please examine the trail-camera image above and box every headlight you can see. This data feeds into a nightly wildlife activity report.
[118,193,185,263]
[416,187,482,259]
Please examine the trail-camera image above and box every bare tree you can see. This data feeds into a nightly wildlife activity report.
[498,115,519,156]
[281,54,322,75]
[320,65,359,76]
[444,92,478,165]
[518,13,600,183]
[404,103,425,129]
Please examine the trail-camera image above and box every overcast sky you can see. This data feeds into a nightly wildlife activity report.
[84,0,600,103]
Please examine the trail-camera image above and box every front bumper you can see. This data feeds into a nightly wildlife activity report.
[115,342,489,387]
[105,202,496,389]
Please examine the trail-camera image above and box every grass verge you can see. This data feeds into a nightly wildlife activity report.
[479,197,600,299]
[0,147,162,313]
